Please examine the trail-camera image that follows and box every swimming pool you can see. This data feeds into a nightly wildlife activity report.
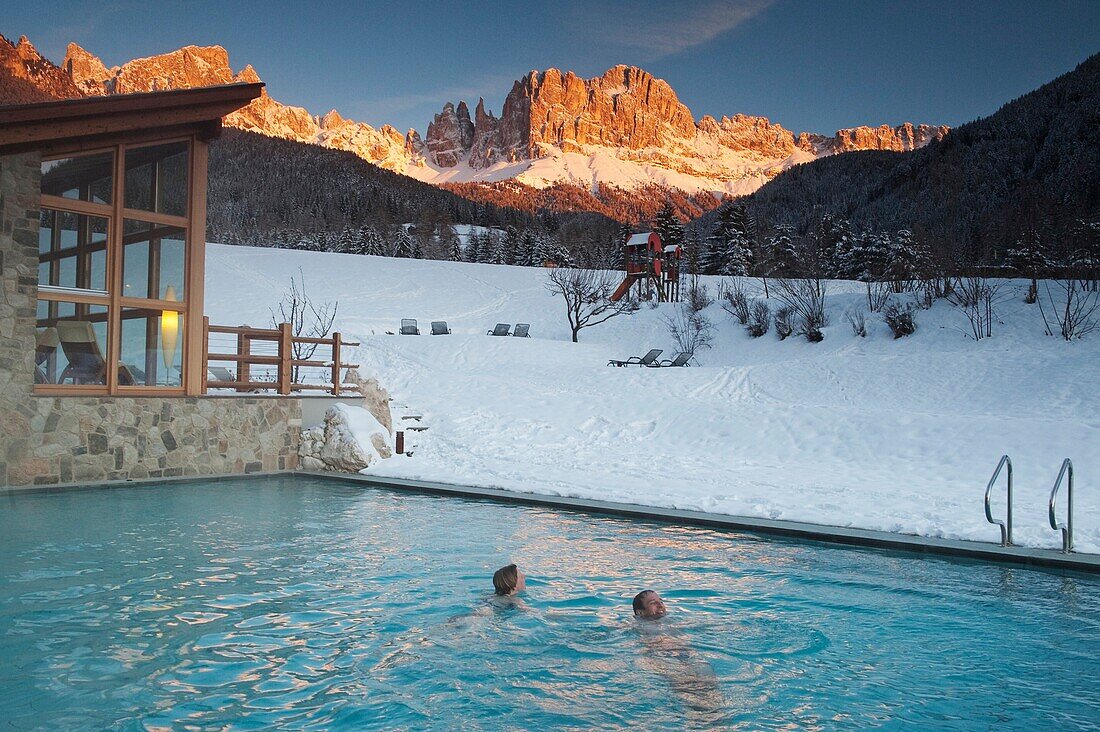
[1,476,1098,729]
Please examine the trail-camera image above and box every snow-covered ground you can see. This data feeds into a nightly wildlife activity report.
[205,244,1100,553]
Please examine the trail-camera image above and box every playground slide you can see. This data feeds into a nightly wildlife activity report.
[610,277,633,302]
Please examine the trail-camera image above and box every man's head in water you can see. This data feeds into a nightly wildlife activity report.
[633,590,667,619]
[493,564,526,596]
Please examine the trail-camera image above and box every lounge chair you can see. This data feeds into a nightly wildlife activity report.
[55,320,138,385]
[207,365,236,382]
[650,352,693,368]
[487,323,511,336]
[608,348,662,367]
[35,327,59,383]
[513,323,531,338]
[400,319,420,335]
[56,320,107,384]
[430,321,451,335]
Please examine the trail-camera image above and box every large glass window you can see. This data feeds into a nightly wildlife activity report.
[122,219,186,300]
[119,307,185,387]
[40,152,113,204]
[38,209,109,292]
[37,140,195,392]
[124,141,189,217]
[35,300,110,386]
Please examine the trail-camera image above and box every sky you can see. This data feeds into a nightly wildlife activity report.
[8,1,1100,136]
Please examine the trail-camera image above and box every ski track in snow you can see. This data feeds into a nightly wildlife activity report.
[204,244,1100,554]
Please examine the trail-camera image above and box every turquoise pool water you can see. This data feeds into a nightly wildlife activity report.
[1,476,1098,730]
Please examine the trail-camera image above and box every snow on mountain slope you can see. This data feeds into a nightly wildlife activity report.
[204,244,1100,553]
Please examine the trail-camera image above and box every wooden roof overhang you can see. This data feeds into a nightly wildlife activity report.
[0,82,264,156]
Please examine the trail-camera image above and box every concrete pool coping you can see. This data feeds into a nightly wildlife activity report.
[3,470,1098,575]
[300,471,1100,575]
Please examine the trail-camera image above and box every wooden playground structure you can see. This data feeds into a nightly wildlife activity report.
[610,232,683,303]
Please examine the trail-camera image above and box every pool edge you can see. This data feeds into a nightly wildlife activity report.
[299,470,1100,575]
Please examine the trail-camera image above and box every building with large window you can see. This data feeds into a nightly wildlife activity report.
[1,83,310,486]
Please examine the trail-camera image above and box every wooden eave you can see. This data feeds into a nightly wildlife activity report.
[0,82,264,155]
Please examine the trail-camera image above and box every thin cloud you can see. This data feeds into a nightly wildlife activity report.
[353,73,518,119]
[584,0,774,59]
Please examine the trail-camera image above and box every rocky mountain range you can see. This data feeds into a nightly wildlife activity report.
[39,38,944,198]
[2,33,947,221]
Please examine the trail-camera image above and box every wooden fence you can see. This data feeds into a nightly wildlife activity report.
[202,317,361,395]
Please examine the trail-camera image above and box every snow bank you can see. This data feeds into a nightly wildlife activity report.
[205,244,1100,553]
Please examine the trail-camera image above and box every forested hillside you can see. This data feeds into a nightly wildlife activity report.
[727,53,1100,264]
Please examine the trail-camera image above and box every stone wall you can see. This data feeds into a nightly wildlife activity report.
[1,151,303,487]
[3,396,301,485]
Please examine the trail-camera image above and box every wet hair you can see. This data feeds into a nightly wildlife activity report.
[493,564,519,596]
[633,590,656,616]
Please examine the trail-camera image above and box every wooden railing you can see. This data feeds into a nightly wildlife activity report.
[202,317,361,395]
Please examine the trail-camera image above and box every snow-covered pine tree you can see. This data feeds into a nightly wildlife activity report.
[358,225,385,257]
[819,214,856,279]
[477,231,496,264]
[707,204,754,276]
[392,227,414,258]
[337,226,356,253]
[852,230,890,309]
[654,203,685,251]
[466,231,481,263]
[440,225,463,262]
[503,226,520,266]
[886,229,929,293]
[515,232,534,267]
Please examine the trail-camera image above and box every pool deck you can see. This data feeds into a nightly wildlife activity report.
[3,469,1098,575]
[301,471,1100,575]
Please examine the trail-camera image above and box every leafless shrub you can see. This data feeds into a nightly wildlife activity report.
[844,308,867,337]
[776,278,828,342]
[663,306,714,358]
[868,281,892,312]
[883,301,917,338]
[686,279,713,313]
[948,276,1006,340]
[545,267,637,343]
[775,306,793,340]
[747,300,770,337]
[1037,278,1100,340]
[721,278,751,324]
[271,270,338,382]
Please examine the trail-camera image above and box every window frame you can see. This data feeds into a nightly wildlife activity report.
[35,135,199,395]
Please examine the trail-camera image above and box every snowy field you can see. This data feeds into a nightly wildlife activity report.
[204,244,1100,554]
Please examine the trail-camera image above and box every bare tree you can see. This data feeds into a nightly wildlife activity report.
[545,268,636,342]
[271,269,339,382]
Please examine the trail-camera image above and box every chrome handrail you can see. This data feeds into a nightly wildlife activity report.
[1048,458,1074,554]
[983,455,1013,546]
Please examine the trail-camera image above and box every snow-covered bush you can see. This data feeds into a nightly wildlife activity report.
[747,300,770,337]
[721,279,750,324]
[883,301,916,338]
[663,306,714,358]
[774,307,793,340]
[845,308,867,337]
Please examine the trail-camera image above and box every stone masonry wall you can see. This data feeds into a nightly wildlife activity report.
[1,152,302,487]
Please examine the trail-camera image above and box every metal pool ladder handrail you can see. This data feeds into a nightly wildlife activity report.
[1049,458,1074,554]
[984,455,1013,546]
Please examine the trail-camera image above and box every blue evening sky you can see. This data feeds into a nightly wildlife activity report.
[8,1,1100,135]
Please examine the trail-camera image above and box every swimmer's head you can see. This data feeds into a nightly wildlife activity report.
[633,590,667,619]
[493,564,526,596]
